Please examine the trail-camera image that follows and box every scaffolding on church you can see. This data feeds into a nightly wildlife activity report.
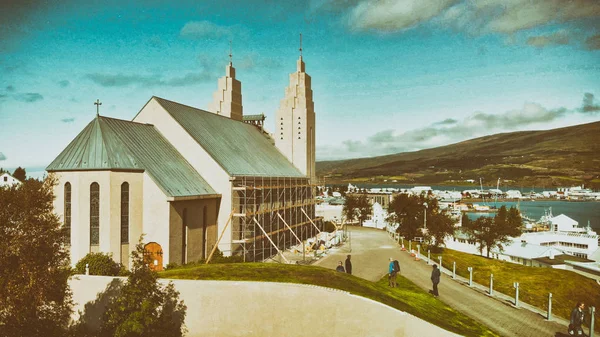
[231,176,320,262]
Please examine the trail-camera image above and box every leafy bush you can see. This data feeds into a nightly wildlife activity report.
[99,239,187,337]
[206,249,244,264]
[324,221,337,233]
[75,252,123,276]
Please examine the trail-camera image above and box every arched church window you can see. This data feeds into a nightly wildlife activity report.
[121,182,129,244]
[90,182,100,245]
[64,182,71,244]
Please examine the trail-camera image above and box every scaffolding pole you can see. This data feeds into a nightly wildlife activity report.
[205,212,234,264]
[253,217,289,264]
[301,208,321,234]
[277,213,302,245]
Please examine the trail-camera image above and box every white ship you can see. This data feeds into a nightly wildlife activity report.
[518,209,599,260]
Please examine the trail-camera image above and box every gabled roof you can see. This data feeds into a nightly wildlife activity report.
[550,214,578,227]
[152,97,304,178]
[492,241,563,259]
[47,116,217,198]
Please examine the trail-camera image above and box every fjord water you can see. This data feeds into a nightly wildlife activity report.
[466,200,600,231]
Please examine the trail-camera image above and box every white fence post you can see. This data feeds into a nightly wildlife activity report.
[513,282,520,307]
[468,267,473,287]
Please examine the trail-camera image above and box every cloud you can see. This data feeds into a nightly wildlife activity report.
[58,80,70,87]
[0,152,6,161]
[439,0,600,35]
[527,30,570,48]
[6,85,15,92]
[433,118,457,126]
[585,34,600,50]
[61,118,75,123]
[180,21,236,40]
[580,93,600,113]
[13,93,43,102]
[347,0,458,32]
[318,0,600,48]
[86,71,214,87]
[318,93,593,160]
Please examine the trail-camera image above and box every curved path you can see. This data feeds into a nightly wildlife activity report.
[315,226,569,337]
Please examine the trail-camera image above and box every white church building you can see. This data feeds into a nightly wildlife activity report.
[47,52,319,270]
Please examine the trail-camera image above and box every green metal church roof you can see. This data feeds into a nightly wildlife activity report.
[153,97,304,178]
[47,116,217,198]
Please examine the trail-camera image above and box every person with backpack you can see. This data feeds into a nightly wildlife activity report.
[388,258,399,287]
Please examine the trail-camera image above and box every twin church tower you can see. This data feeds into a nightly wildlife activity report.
[207,42,316,182]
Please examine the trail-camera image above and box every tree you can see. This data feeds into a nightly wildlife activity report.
[464,206,522,258]
[99,238,187,337]
[387,194,455,246]
[387,193,424,240]
[12,166,26,181]
[427,212,455,249]
[343,194,359,224]
[356,194,372,227]
[0,175,73,336]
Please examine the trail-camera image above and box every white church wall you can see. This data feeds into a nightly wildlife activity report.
[134,99,233,255]
[109,171,144,268]
[52,171,111,266]
[142,173,170,266]
[51,171,147,268]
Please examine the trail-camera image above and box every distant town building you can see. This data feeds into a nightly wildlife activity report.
[0,173,21,188]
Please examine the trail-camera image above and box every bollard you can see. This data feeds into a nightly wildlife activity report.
[590,306,596,337]
[427,250,430,265]
[417,245,421,260]
[489,274,494,296]
[85,263,89,276]
[513,282,520,307]
[547,293,552,321]
[438,256,443,271]
[452,261,456,279]
[468,267,473,287]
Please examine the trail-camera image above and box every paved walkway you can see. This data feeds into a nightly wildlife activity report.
[314,226,570,337]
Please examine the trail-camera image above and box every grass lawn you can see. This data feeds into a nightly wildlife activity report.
[428,247,600,329]
[160,263,499,337]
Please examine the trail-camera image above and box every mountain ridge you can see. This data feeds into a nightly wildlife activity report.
[316,121,600,188]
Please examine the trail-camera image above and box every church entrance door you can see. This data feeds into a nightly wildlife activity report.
[144,242,164,271]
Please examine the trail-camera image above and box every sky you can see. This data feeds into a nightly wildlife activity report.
[1,0,599,178]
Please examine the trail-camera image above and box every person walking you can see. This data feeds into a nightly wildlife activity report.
[336,261,345,273]
[345,255,352,275]
[569,302,585,336]
[430,264,441,297]
[388,258,397,287]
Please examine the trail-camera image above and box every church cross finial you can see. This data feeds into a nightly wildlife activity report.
[94,99,102,116]
[299,33,303,57]
[229,40,232,64]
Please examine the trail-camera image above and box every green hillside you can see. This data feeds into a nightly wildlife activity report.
[317,121,600,188]
[160,263,499,337]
